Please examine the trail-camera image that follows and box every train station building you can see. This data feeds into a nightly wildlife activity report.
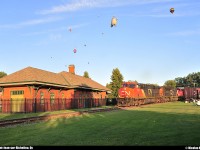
[0,65,111,113]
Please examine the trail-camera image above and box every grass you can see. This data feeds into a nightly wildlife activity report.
[0,101,200,146]
[0,106,114,121]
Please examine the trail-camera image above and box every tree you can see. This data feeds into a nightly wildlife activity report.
[128,80,138,84]
[174,72,200,87]
[110,68,124,98]
[175,77,186,87]
[0,71,7,78]
[185,72,200,87]
[106,82,112,99]
[83,71,90,78]
[164,80,176,88]
[106,83,112,89]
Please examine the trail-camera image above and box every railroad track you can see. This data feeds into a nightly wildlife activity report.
[0,107,119,127]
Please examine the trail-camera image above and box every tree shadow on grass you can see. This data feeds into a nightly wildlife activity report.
[0,102,200,146]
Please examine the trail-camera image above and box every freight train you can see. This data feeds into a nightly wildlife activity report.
[116,81,178,107]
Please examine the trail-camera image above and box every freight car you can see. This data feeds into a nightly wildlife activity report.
[117,81,178,107]
[177,87,200,102]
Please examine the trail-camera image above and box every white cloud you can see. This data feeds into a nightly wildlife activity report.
[0,16,63,29]
[38,0,173,15]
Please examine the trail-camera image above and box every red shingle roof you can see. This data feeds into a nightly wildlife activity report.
[0,66,110,91]
[59,71,110,91]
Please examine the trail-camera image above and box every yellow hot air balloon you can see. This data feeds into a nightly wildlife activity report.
[111,16,117,27]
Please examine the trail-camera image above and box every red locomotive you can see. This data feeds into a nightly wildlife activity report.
[117,81,178,107]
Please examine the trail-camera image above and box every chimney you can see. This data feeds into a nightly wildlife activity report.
[68,64,75,74]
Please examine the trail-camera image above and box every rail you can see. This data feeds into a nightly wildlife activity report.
[0,107,119,127]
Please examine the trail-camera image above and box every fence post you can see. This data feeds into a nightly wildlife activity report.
[44,98,46,112]
[71,98,72,109]
[70,98,72,109]
[10,98,12,114]
[64,98,66,110]
[58,98,59,110]
[24,98,26,114]
[34,98,37,113]
[77,99,79,109]
[0,99,1,113]
[0,99,3,112]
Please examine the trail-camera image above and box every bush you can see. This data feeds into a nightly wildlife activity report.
[106,98,117,106]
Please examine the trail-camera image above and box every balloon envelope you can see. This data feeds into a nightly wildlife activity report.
[111,17,117,27]
[170,8,175,14]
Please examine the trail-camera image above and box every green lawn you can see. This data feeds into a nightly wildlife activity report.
[0,101,200,146]
[0,106,113,121]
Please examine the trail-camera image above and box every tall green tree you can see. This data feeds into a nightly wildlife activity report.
[175,77,186,87]
[83,71,90,78]
[106,83,112,98]
[106,83,112,89]
[110,68,124,98]
[164,80,176,88]
[186,72,200,87]
[0,71,7,78]
[175,72,200,87]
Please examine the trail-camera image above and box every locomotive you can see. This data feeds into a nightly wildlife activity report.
[117,81,178,107]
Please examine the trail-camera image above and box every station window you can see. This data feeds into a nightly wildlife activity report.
[62,93,65,104]
[50,93,55,104]
[10,90,24,95]
[40,92,44,104]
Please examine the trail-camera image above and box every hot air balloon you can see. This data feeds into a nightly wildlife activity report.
[170,8,175,14]
[73,48,77,53]
[111,16,117,27]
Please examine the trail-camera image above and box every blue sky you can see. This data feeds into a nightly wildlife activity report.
[0,0,200,86]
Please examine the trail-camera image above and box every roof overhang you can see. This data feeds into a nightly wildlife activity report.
[69,85,110,92]
[0,81,69,89]
[0,81,111,92]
